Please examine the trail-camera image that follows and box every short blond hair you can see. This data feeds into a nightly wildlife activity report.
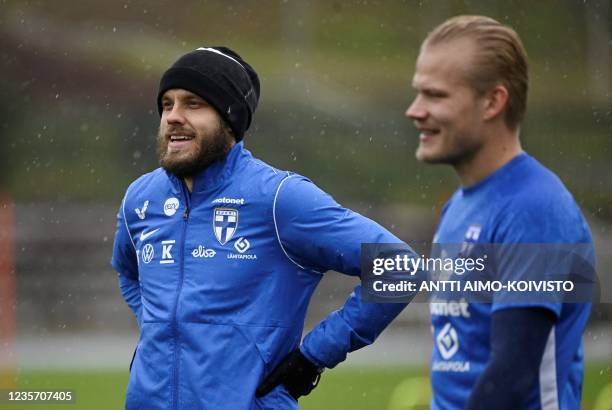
[424,15,528,130]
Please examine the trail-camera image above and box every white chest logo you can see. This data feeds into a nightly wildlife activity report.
[160,240,175,264]
[459,224,482,257]
[213,208,239,245]
[164,198,180,216]
[140,228,160,242]
[464,225,482,241]
[135,200,149,220]
[192,245,216,258]
[436,322,459,360]
[234,237,250,253]
[141,244,154,264]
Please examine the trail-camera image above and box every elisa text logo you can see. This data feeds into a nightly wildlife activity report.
[192,245,216,258]
[164,198,180,217]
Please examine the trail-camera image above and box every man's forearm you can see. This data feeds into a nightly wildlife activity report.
[301,285,406,368]
[466,307,556,410]
[256,286,406,400]
[118,273,142,325]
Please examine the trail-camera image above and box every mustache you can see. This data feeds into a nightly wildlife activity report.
[160,127,196,138]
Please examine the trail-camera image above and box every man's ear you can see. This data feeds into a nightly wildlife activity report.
[226,127,237,142]
[221,119,237,142]
[483,84,509,122]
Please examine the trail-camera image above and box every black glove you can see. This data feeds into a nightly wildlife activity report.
[255,349,323,399]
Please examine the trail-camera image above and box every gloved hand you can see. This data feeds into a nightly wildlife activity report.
[255,349,323,399]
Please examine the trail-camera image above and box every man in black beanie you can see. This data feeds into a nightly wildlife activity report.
[112,46,415,409]
[156,46,260,184]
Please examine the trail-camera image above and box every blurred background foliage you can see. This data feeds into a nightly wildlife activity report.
[1,0,610,219]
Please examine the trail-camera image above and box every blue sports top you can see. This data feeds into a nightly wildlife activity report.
[429,153,594,410]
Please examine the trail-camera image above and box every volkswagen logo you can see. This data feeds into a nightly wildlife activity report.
[141,244,154,264]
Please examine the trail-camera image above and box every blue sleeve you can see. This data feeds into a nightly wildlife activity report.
[466,307,556,410]
[111,199,142,325]
[274,175,411,368]
[300,287,406,368]
[491,199,594,317]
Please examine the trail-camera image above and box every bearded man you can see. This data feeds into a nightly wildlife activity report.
[111,46,415,409]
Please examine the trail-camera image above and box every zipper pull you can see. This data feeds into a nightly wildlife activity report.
[183,207,190,220]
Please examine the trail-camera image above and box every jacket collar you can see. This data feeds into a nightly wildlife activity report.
[166,142,250,193]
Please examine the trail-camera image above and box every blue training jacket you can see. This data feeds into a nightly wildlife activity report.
[112,142,408,409]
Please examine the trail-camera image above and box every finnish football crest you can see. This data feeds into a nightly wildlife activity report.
[213,208,239,245]
[464,225,482,242]
[459,224,482,257]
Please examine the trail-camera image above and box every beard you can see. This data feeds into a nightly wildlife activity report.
[157,120,234,178]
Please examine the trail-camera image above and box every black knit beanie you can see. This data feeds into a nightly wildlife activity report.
[157,47,260,141]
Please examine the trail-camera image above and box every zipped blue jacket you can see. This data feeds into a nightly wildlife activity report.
[112,142,409,409]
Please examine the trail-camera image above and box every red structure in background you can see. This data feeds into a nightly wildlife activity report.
[0,194,15,387]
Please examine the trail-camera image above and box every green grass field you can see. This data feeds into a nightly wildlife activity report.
[2,363,610,409]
